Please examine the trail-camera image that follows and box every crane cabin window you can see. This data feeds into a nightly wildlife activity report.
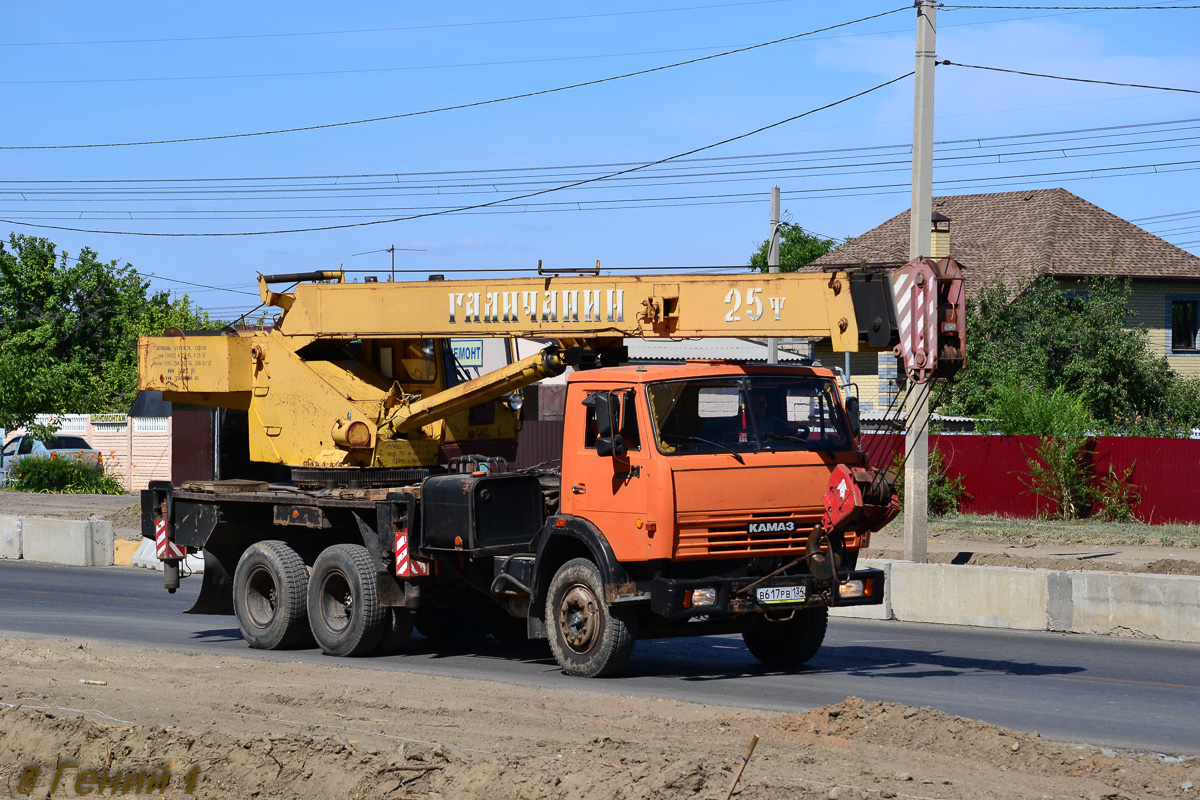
[648,375,849,455]
[374,339,439,383]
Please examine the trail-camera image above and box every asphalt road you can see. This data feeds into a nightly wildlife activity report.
[2,560,1197,756]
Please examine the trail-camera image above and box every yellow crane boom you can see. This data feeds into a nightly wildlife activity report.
[138,260,963,474]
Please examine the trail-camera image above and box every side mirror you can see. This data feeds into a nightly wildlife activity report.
[845,396,862,438]
[587,392,627,457]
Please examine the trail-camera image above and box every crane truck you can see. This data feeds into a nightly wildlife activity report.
[138,258,965,677]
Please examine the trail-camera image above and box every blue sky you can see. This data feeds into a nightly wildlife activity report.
[2,2,1199,319]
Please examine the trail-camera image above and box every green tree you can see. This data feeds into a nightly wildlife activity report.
[749,223,841,271]
[0,233,217,430]
[943,274,1199,436]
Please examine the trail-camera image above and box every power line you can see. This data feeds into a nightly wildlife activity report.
[0,71,913,237]
[942,4,1200,9]
[0,8,908,152]
[6,128,1199,203]
[10,146,1200,226]
[0,44,744,87]
[938,60,1200,95]
[6,132,1198,208]
[6,115,1198,189]
[0,1,803,47]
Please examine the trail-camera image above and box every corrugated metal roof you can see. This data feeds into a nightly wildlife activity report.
[623,337,808,362]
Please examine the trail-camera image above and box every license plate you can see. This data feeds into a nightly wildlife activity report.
[756,585,806,604]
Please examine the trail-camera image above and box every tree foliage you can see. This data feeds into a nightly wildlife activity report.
[943,274,1200,436]
[0,234,217,429]
[749,223,841,271]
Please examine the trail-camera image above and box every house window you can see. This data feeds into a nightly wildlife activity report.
[1172,300,1199,353]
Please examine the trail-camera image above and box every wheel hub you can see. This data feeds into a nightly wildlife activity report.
[559,585,599,653]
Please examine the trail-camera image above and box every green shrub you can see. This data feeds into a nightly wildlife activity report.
[890,444,972,517]
[979,378,1093,437]
[1020,435,1094,520]
[1094,461,1142,523]
[7,452,125,494]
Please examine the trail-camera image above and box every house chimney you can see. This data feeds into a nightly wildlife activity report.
[930,212,951,258]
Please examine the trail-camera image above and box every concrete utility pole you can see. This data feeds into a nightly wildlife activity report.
[766,186,781,364]
[904,0,936,563]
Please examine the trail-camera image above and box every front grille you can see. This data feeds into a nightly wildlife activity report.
[675,510,818,558]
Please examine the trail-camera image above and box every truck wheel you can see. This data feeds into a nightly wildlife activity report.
[742,607,828,668]
[307,544,386,657]
[232,540,309,650]
[545,558,636,678]
[374,608,416,655]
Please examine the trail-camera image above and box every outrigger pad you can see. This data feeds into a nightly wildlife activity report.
[185,547,238,616]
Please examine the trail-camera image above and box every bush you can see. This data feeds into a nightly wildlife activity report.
[7,452,125,494]
[978,378,1093,437]
[890,444,972,517]
[1020,436,1094,520]
[1094,461,1142,523]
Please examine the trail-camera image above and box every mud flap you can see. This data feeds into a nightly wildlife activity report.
[185,546,240,616]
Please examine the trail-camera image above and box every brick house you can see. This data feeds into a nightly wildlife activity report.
[806,188,1200,410]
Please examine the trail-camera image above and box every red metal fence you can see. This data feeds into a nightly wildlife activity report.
[516,420,1200,523]
[863,434,1200,524]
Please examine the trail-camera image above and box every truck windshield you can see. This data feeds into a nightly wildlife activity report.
[646,376,849,455]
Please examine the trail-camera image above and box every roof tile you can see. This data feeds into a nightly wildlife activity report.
[808,188,1200,295]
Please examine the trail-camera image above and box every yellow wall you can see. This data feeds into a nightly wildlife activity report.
[1124,281,1200,378]
[812,344,893,412]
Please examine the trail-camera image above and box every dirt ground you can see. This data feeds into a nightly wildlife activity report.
[0,637,1195,800]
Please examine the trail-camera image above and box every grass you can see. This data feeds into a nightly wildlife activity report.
[880,514,1200,549]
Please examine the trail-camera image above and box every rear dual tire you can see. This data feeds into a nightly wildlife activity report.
[232,540,310,650]
[307,544,387,657]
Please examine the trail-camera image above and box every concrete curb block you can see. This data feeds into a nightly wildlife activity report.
[876,560,1200,644]
[0,514,21,559]
[830,559,892,620]
[21,515,114,567]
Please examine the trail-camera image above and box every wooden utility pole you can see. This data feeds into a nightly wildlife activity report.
[767,187,781,364]
[905,0,937,563]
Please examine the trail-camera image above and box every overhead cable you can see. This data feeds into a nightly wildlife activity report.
[0,1,804,47]
[941,4,1200,9]
[938,60,1200,95]
[0,71,913,236]
[0,8,907,151]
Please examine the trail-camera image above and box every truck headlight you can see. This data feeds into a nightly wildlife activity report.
[691,587,717,607]
[503,392,524,412]
[839,579,871,599]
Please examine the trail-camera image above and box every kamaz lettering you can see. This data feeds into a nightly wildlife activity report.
[748,521,796,533]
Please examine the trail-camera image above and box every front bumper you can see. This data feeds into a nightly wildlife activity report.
[649,567,885,620]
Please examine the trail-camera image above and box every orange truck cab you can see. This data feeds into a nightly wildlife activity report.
[507,360,890,676]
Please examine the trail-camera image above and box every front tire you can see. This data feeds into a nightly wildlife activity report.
[742,606,828,667]
[545,558,636,677]
[307,544,386,657]
[232,540,309,650]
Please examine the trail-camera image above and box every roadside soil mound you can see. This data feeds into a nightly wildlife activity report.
[1,638,1194,799]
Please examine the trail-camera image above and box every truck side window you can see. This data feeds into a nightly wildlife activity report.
[583,391,640,451]
[17,437,33,456]
[2,439,18,458]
